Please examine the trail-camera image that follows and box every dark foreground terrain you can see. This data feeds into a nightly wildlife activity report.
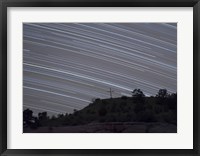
[24,89,177,133]
[24,122,176,133]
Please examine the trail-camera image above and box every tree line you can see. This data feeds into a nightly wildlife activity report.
[23,89,177,129]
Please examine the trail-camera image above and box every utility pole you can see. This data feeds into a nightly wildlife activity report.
[107,88,114,98]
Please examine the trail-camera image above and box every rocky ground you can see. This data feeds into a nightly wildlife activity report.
[24,122,177,133]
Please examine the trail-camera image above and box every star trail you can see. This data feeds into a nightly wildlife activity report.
[23,23,177,116]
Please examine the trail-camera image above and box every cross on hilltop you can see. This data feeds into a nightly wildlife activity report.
[107,88,114,99]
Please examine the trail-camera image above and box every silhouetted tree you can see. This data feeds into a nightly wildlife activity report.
[51,115,56,120]
[23,109,39,129]
[132,89,145,104]
[38,112,48,120]
[132,89,145,98]
[167,93,177,111]
[23,109,33,122]
[57,114,64,119]
[156,89,168,98]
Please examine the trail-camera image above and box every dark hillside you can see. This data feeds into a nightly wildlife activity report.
[62,95,177,126]
[23,89,177,133]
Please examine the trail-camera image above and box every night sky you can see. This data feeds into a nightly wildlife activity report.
[23,23,177,116]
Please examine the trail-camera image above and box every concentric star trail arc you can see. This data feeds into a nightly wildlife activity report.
[23,23,177,116]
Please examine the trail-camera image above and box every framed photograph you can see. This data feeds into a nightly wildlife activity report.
[1,0,199,155]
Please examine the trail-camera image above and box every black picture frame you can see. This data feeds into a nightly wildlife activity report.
[0,0,199,155]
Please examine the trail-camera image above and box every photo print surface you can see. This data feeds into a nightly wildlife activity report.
[23,23,177,133]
